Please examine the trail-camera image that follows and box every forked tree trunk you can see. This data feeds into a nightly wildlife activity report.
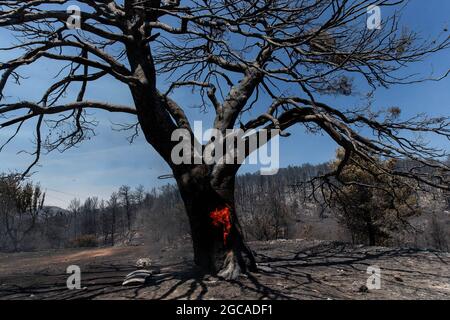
[127,58,256,279]
[174,166,257,280]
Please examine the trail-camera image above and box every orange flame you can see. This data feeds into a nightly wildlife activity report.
[210,206,231,245]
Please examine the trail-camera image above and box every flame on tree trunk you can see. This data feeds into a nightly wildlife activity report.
[210,206,232,246]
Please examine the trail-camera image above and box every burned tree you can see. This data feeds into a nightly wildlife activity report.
[0,1,449,279]
[119,185,133,236]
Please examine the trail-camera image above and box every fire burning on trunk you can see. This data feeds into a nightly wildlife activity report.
[210,206,232,245]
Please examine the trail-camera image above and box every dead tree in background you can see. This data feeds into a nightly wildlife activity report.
[108,192,119,246]
[82,197,98,236]
[68,199,81,239]
[119,185,133,236]
[0,0,449,279]
[429,214,449,251]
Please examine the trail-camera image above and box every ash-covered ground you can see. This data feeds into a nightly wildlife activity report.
[0,239,449,300]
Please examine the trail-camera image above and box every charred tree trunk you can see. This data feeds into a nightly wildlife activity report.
[175,166,257,280]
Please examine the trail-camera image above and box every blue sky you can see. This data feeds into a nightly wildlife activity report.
[0,1,449,207]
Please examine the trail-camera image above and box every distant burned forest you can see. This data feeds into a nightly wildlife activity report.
[1,157,449,253]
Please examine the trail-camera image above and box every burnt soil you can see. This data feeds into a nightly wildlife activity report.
[0,239,449,300]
